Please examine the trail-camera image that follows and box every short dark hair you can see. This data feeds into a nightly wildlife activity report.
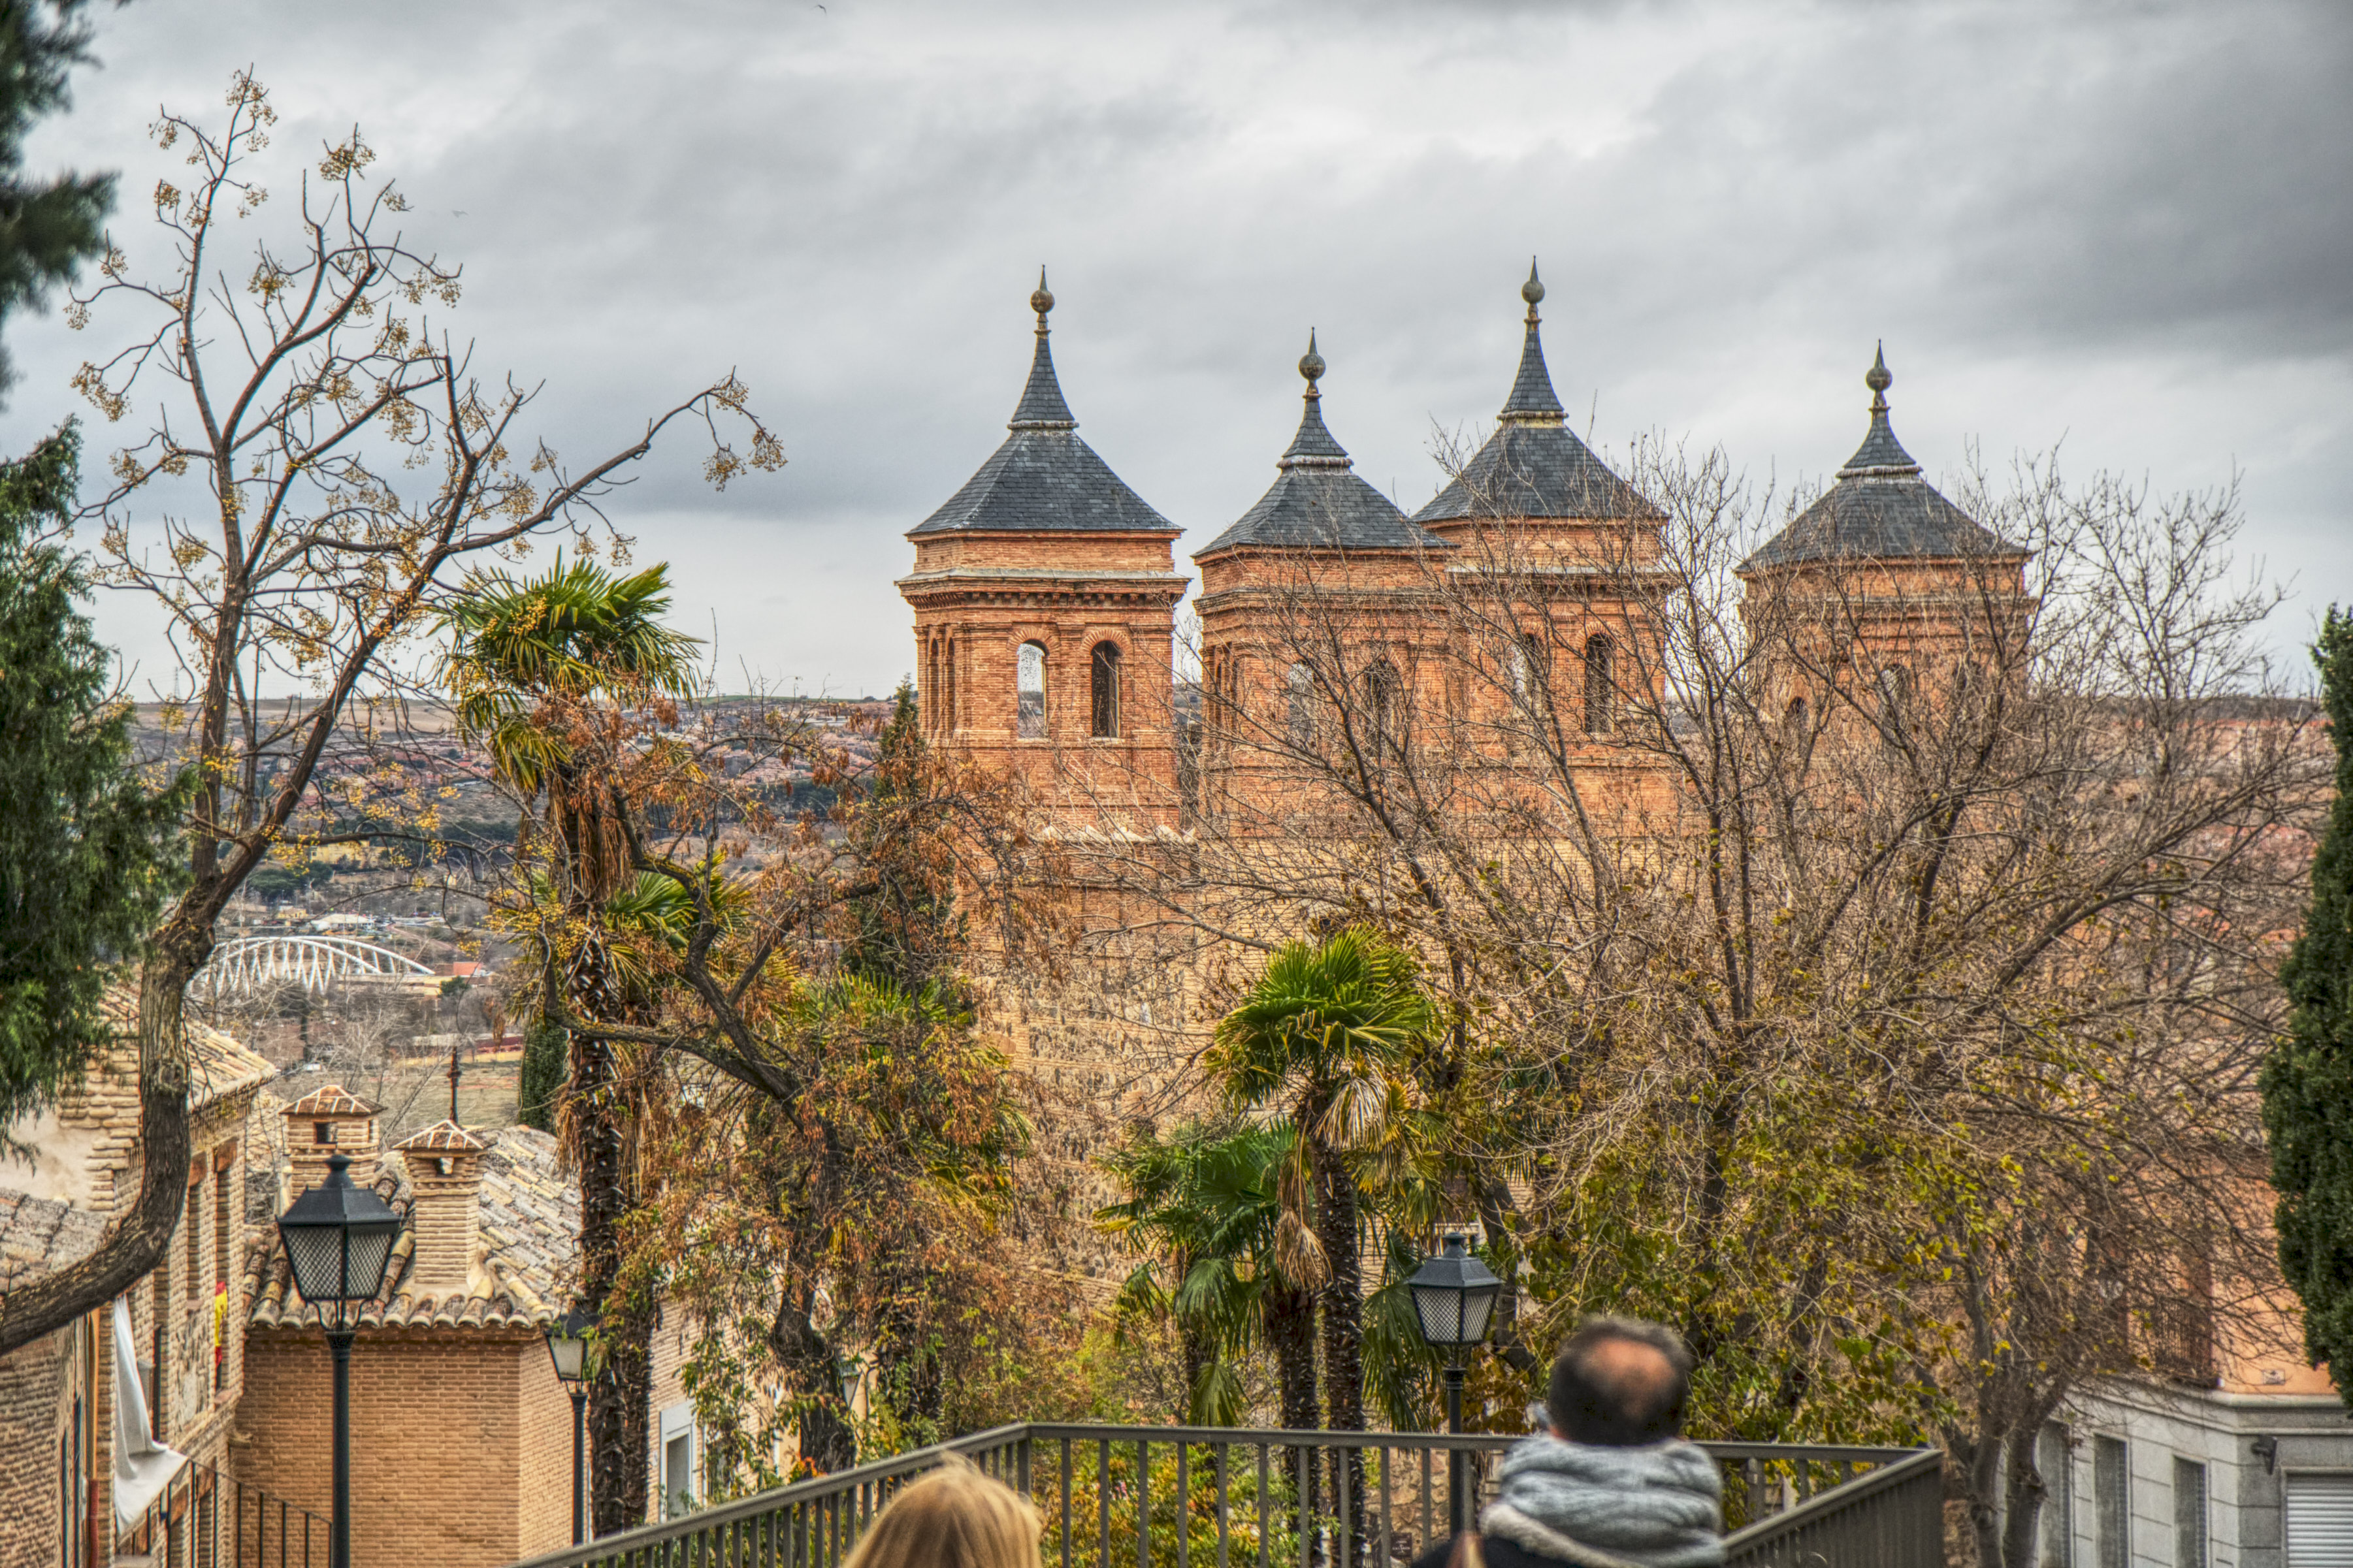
[1546,1316,1695,1447]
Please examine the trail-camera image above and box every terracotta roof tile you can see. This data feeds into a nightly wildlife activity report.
[392,1119,490,1153]
[0,1188,105,1288]
[284,1083,381,1117]
[245,1124,577,1333]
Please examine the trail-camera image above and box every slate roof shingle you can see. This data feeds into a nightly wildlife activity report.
[911,291,1176,538]
[1744,352,2026,573]
[1414,280,1657,526]
[1197,346,1452,557]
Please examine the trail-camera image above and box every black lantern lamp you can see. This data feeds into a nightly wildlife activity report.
[276,1153,401,1568]
[1410,1232,1504,1537]
[545,1309,600,1544]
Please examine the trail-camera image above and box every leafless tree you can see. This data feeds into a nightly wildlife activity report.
[0,72,781,1354]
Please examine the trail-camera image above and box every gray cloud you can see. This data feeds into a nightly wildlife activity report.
[5,0,2345,694]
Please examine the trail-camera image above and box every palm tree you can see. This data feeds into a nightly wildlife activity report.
[1207,928,1431,1558]
[1099,1121,1321,1430]
[445,556,698,1535]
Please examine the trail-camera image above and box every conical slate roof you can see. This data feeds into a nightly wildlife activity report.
[1744,347,2024,571]
[1414,263,1657,526]
[1197,334,1450,557]
[911,273,1176,537]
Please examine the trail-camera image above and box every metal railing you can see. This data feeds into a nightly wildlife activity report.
[117,1454,333,1568]
[506,1424,1943,1568]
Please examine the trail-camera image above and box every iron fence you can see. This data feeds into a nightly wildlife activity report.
[504,1424,1942,1568]
[117,1454,331,1568]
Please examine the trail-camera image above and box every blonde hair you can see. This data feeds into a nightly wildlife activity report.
[841,1459,1041,1568]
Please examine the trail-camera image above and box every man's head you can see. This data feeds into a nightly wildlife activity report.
[1546,1317,1695,1447]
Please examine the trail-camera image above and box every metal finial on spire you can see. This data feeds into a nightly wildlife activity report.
[1030,266,1054,325]
[1299,330,1325,397]
[1523,258,1544,322]
[1866,341,1891,412]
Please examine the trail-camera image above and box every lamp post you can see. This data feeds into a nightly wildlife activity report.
[1409,1232,1503,1539]
[275,1153,402,1568]
[545,1309,598,1544]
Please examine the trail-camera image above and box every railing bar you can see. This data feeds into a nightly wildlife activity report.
[1061,1439,1074,1568]
[1099,1437,1112,1568]
[1420,1447,1431,1557]
[1377,1447,1390,1568]
[1257,1443,1269,1568]
[1178,1441,1190,1568]
[1217,1443,1231,1568]
[1297,1445,1310,1568]
[1337,1442,1350,1568]
[1137,1439,1150,1568]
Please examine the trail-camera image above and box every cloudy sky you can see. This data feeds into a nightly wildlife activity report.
[7,0,2347,697]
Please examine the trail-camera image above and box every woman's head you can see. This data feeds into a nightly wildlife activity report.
[841,1460,1041,1568]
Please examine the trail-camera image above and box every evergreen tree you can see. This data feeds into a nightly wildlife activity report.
[839,679,958,993]
[2267,608,2353,1399]
[0,1,111,396]
[516,1016,564,1132]
[0,424,184,1122]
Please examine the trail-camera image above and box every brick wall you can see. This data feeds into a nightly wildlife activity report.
[0,1319,80,1567]
[240,1330,536,1568]
[516,1330,577,1556]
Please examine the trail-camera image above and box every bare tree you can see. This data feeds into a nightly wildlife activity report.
[0,72,781,1354]
[1057,426,2318,1568]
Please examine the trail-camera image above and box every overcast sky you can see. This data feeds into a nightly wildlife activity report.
[7,0,2347,697]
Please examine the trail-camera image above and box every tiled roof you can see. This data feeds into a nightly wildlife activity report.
[0,1187,105,1288]
[1414,278,1657,526]
[1744,351,2026,573]
[246,1125,577,1333]
[911,285,1176,538]
[393,1119,489,1153]
[1197,347,1452,558]
[284,1083,380,1117]
[96,991,276,1112]
[1414,423,1659,525]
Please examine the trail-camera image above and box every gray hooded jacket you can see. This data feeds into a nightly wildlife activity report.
[1477,1433,1725,1568]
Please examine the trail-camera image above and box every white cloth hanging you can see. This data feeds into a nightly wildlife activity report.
[110,1296,187,1528]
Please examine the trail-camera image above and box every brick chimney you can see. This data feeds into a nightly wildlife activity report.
[282,1083,382,1200]
[393,1121,491,1295]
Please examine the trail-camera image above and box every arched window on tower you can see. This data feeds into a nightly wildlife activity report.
[1582,635,1614,736]
[1287,662,1314,752]
[1512,633,1552,727]
[1361,658,1403,760]
[1017,641,1047,739]
[924,641,938,733]
[1090,643,1122,739]
[945,637,956,734]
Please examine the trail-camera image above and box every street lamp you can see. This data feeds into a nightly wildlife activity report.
[276,1153,402,1568]
[545,1309,599,1544]
[1410,1232,1503,1538]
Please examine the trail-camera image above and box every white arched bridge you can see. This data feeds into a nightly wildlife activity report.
[192,936,437,999]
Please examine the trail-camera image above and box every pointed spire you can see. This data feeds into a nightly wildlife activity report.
[1279,330,1352,470]
[1009,266,1077,430]
[1839,340,1919,475]
[1500,258,1566,425]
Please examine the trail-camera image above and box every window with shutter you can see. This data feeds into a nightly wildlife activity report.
[2287,1471,2353,1568]
[2039,1424,2074,1568]
[2096,1437,2128,1568]
[2173,1458,2207,1568]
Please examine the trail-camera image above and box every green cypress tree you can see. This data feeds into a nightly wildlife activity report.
[0,423,185,1122]
[516,1014,565,1132]
[0,1,113,396]
[2265,607,2353,1398]
[839,679,959,994]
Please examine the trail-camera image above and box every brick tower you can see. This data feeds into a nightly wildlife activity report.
[1192,333,1453,825]
[1408,262,1675,814]
[1738,347,2033,722]
[898,274,1187,825]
